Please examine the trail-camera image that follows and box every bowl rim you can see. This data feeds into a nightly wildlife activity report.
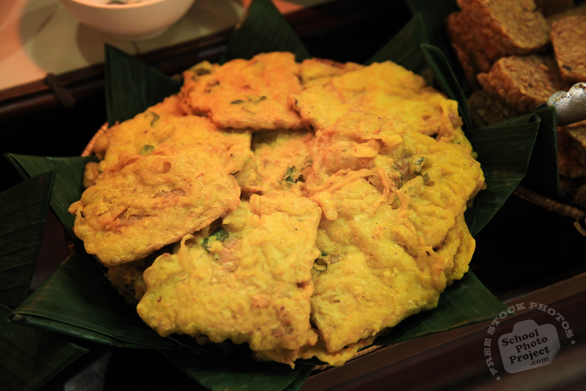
[64,0,169,9]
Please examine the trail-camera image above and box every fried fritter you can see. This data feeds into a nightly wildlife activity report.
[291,61,467,145]
[95,113,253,176]
[180,52,304,130]
[137,193,322,367]
[69,144,241,267]
[92,95,185,160]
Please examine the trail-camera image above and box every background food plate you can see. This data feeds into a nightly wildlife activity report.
[408,0,586,224]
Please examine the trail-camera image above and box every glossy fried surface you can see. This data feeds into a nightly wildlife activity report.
[69,144,241,267]
[180,52,303,130]
[305,112,484,355]
[137,193,321,367]
[292,61,468,146]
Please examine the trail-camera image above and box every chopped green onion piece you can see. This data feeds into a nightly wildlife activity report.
[202,226,230,251]
[148,111,159,126]
[413,157,427,176]
[139,145,155,155]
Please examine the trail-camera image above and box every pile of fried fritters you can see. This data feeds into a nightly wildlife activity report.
[69,52,485,367]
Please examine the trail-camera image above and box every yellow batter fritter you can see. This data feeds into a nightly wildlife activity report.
[180,52,304,130]
[292,61,470,148]
[69,144,241,267]
[137,192,322,367]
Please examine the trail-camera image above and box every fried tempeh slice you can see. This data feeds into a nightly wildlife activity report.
[550,15,586,84]
[477,55,565,112]
[455,0,550,56]
[447,0,551,86]
[446,11,493,88]
[137,192,322,368]
[69,144,241,267]
[562,120,586,167]
[180,52,304,130]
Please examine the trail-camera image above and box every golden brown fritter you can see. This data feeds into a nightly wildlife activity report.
[69,144,241,267]
[137,193,322,367]
[180,52,304,130]
[94,113,253,176]
[91,95,185,161]
[291,61,467,145]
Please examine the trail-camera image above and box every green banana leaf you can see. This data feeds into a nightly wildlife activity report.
[465,115,540,236]
[3,0,541,389]
[105,45,182,126]
[9,251,196,351]
[0,171,55,308]
[0,172,87,391]
[521,106,569,202]
[374,271,505,346]
[407,0,467,93]
[0,303,87,391]
[4,154,98,237]
[366,13,431,82]
[420,43,472,131]
[163,349,314,391]
[218,0,311,64]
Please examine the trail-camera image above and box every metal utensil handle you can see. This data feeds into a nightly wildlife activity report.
[547,82,586,126]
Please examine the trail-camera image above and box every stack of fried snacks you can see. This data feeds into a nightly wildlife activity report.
[70,52,485,368]
[447,0,586,205]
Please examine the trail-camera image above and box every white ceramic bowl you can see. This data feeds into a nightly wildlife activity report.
[60,0,196,40]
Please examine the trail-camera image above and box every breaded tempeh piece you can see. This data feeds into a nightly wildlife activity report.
[456,0,550,56]
[563,120,586,167]
[550,15,586,84]
[477,55,565,112]
[446,11,493,87]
